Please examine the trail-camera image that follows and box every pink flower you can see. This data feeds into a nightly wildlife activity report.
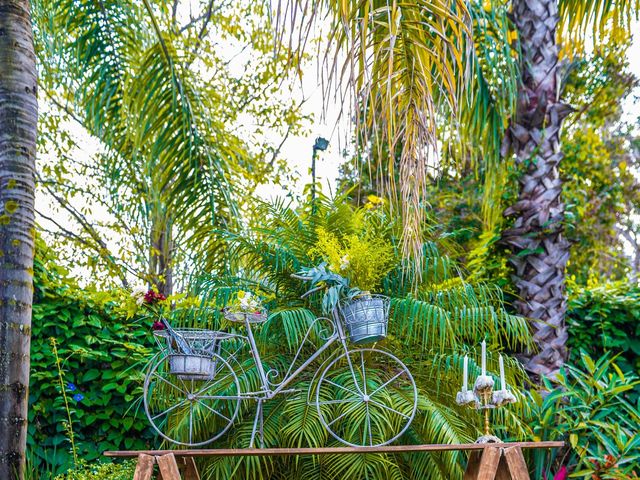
[554,466,568,480]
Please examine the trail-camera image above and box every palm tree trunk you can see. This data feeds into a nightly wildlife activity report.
[149,215,173,297]
[0,0,38,478]
[502,0,571,380]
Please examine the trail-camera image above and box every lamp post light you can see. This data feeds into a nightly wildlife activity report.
[311,137,329,214]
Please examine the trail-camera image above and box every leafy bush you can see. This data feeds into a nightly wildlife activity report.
[527,353,640,479]
[28,248,156,477]
[53,460,137,480]
[566,284,640,402]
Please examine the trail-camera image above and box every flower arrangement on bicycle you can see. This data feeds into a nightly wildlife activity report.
[296,225,396,344]
[221,290,268,323]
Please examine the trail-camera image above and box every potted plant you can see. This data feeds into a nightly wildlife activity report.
[295,226,396,344]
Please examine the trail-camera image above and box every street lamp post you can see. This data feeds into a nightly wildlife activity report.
[312,137,329,214]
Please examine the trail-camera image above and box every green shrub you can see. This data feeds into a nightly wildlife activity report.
[54,460,137,480]
[527,352,640,479]
[28,250,156,477]
[567,284,640,402]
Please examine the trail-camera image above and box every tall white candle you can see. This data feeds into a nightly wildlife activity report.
[463,355,468,391]
[499,354,506,390]
[481,340,486,376]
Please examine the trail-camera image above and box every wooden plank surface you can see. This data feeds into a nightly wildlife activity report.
[132,454,155,480]
[105,441,564,458]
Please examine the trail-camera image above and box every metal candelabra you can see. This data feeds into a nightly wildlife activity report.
[456,340,517,443]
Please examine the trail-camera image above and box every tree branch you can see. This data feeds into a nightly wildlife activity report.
[37,174,132,288]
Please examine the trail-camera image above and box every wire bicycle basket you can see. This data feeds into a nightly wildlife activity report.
[339,294,390,344]
[153,320,236,379]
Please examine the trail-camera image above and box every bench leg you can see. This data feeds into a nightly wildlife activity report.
[156,453,182,480]
[464,446,531,480]
[504,446,530,480]
[180,457,200,480]
[133,454,155,480]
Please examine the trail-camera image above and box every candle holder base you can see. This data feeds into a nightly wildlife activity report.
[475,434,502,444]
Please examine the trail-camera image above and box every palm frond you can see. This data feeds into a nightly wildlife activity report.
[559,0,640,48]
[277,0,472,269]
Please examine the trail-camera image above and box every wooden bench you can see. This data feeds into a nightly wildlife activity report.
[105,441,564,480]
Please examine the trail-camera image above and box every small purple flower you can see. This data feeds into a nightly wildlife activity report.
[67,383,76,391]
[73,393,84,402]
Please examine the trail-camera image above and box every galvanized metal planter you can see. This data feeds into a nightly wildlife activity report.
[168,354,215,378]
[153,328,230,378]
[340,294,390,344]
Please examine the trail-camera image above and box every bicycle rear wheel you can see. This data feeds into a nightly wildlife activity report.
[316,348,417,447]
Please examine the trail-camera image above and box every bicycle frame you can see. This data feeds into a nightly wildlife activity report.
[242,313,350,400]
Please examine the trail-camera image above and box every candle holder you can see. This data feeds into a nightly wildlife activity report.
[456,344,517,443]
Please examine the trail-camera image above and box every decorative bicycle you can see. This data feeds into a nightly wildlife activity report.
[143,297,417,448]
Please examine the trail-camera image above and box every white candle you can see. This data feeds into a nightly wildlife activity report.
[463,355,468,391]
[499,354,506,390]
[481,340,486,376]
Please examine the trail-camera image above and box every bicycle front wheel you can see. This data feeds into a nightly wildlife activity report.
[144,353,241,446]
[316,348,417,447]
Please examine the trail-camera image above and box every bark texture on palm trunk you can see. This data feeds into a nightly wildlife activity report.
[0,0,37,478]
[503,0,571,380]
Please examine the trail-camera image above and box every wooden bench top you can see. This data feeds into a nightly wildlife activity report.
[105,441,564,458]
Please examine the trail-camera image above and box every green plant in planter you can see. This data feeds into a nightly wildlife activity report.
[223,290,267,314]
[294,263,360,314]
[311,226,396,292]
[297,225,396,313]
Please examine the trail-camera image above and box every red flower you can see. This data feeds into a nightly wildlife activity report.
[144,290,166,304]
[152,320,166,331]
[553,466,568,480]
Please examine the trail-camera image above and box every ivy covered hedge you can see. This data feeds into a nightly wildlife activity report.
[28,249,156,477]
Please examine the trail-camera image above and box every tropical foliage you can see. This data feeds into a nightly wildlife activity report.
[1,0,637,478]
[32,0,306,292]
[52,460,136,480]
[527,353,640,479]
[29,243,155,476]
[566,284,640,402]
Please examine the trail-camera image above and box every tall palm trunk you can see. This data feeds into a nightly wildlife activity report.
[0,0,38,478]
[502,0,571,380]
[149,214,173,297]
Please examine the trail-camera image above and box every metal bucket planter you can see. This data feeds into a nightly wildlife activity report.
[340,294,390,344]
[169,354,216,380]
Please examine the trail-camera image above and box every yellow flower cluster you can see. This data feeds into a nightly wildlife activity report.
[310,227,395,291]
[364,194,384,210]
